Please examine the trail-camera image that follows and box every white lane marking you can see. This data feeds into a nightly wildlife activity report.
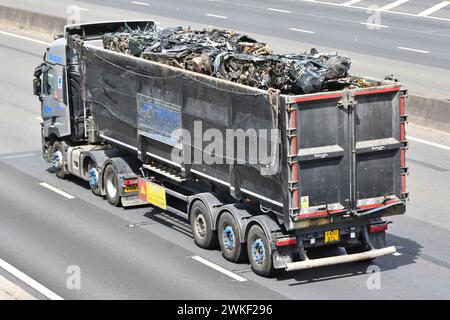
[393,252,402,256]
[289,27,316,34]
[267,8,292,13]
[379,0,409,12]
[0,30,50,46]
[71,6,89,11]
[0,257,64,300]
[39,183,75,200]
[360,22,389,28]
[131,1,150,6]
[205,13,228,19]
[192,256,247,282]
[397,46,430,53]
[0,153,38,160]
[407,135,450,151]
[299,0,450,23]
[418,1,450,17]
[342,0,363,6]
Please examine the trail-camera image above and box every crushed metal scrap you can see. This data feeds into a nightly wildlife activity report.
[102,23,360,94]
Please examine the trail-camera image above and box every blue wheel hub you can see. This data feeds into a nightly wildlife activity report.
[51,151,62,169]
[88,167,99,188]
[223,225,235,251]
[252,238,265,265]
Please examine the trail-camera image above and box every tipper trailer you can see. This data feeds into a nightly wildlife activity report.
[33,21,408,276]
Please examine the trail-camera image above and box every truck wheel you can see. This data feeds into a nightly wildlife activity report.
[190,200,217,249]
[247,224,276,277]
[51,141,68,179]
[87,162,102,197]
[104,165,121,207]
[218,212,247,263]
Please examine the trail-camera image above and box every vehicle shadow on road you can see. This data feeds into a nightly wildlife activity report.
[276,233,422,285]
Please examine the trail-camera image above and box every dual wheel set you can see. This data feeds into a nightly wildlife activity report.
[190,201,277,277]
[50,141,277,276]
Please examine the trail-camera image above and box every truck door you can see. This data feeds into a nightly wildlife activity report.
[289,85,406,220]
[41,63,71,138]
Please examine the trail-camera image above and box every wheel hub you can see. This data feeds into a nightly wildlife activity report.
[252,238,265,265]
[88,167,99,188]
[51,150,63,169]
[223,225,235,251]
[195,214,207,238]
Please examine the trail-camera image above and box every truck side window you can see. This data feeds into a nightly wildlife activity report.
[43,69,54,95]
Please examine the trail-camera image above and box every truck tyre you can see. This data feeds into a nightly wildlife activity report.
[104,165,121,207]
[247,224,276,277]
[190,200,217,249]
[51,141,68,179]
[87,162,102,197]
[218,212,247,263]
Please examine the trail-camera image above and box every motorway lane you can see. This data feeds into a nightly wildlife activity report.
[1,27,450,299]
[2,0,450,98]
[78,0,450,69]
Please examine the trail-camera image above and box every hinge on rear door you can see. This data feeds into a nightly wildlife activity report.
[337,91,356,112]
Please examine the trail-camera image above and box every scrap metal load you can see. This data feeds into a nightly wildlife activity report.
[102,23,367,94]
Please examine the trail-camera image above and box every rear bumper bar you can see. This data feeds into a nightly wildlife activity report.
[285,246,396,272]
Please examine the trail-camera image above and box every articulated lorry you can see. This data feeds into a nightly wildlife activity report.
[33,21,408,276]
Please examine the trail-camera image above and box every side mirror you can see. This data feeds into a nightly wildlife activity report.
[33,77,42,97]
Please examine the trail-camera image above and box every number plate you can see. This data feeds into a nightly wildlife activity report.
[324,230,340,243]
[124,186,138,193]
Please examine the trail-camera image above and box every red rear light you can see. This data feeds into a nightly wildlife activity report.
[124,178,138,186]
[369,224,388,233]
[275,237,297,247]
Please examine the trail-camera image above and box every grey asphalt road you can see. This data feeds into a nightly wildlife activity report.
[1,3,450,300]
[2,0,449,98]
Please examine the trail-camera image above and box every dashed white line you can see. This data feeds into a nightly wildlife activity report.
[342,0,363,6]
[379,0,410,12]
[39,183,75,199]
[289,27,316,34]
[407,135,450,151]
[360,22,389,28]
[397,46,430,54]
[267,8,292,13]
[205,13,228,19]
[0,30,50,46]
[418,1,450,17]
[393,252,403,256]
[71,6,89,12]
[0,257,64,300]
[192,256,247,282]
[131,1,150,6]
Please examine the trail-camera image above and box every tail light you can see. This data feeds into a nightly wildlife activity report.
[124,178,138,186]
[369,223,388,233]
[275,237,297,247]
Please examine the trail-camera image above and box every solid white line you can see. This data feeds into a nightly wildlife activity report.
[289,27,316,34]
[397,46,430,53]
[0,153,38,160]
[131,1,150,6]
[360,22,389,28]
[379,0,409,12]
[0,257,64,300]
[192,256,247,282]
[0,30,50,46]
[418,1,450,17]
[407,135,450,151]
[267,8,292,13]
[205,13,228,19]
[39,183,75,199]
[342,0,363,6]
